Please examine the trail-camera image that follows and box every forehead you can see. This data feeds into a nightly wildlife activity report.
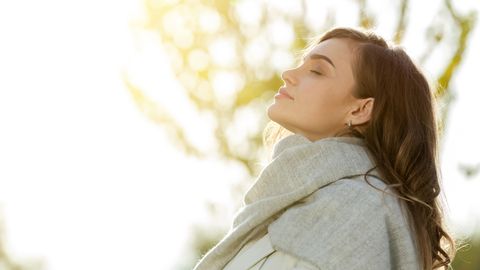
[305,38,356,69]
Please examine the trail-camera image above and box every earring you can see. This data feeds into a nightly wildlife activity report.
[347,120,352,128]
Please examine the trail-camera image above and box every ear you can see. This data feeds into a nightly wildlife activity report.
[348,98,374,126]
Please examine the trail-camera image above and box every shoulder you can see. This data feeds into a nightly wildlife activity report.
[267,175,417,270]
[300,174,402,215]
[269,174,409,239]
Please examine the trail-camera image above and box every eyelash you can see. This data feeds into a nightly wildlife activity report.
[310,70,323,75]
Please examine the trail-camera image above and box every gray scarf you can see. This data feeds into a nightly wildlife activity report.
[193,134,420,270]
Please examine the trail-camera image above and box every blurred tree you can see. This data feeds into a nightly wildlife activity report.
[129,0,477,177]
[126,0,477,268]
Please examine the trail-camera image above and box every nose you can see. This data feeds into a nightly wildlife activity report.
[281,68,297,86]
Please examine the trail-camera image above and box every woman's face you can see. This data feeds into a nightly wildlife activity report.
[267,38,364,142]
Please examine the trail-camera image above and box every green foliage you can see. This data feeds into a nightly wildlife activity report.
[133,0,477,177]
[452,234,480,270]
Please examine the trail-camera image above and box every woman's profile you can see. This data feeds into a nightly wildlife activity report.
[192,26,456,270]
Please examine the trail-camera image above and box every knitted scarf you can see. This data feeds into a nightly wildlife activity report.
[193,133,420,270]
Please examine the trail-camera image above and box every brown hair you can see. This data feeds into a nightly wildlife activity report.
[263,27,456,269]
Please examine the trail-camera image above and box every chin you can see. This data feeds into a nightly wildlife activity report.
[266,106,294,131]
[266,104,274,119]
[266,103,282,122]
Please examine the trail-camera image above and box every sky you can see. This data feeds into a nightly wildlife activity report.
[0,0,479,270]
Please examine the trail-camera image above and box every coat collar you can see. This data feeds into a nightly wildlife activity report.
[242,133,378,206]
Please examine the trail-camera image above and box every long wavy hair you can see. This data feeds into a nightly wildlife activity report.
[263,27,456,269]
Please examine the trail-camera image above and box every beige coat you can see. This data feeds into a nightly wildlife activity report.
[193,134,421,270]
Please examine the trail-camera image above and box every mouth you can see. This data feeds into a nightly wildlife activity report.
[277,88,294,100]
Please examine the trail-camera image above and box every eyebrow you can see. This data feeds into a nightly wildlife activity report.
[303,53,336,68]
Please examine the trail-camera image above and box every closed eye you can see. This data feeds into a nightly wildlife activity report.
[310,70,323,75]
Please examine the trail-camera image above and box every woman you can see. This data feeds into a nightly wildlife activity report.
[193,27,456,270]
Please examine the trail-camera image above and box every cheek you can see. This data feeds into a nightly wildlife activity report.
[299,87,342,113]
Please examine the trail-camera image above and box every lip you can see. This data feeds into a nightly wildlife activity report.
[277,88,294,100]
